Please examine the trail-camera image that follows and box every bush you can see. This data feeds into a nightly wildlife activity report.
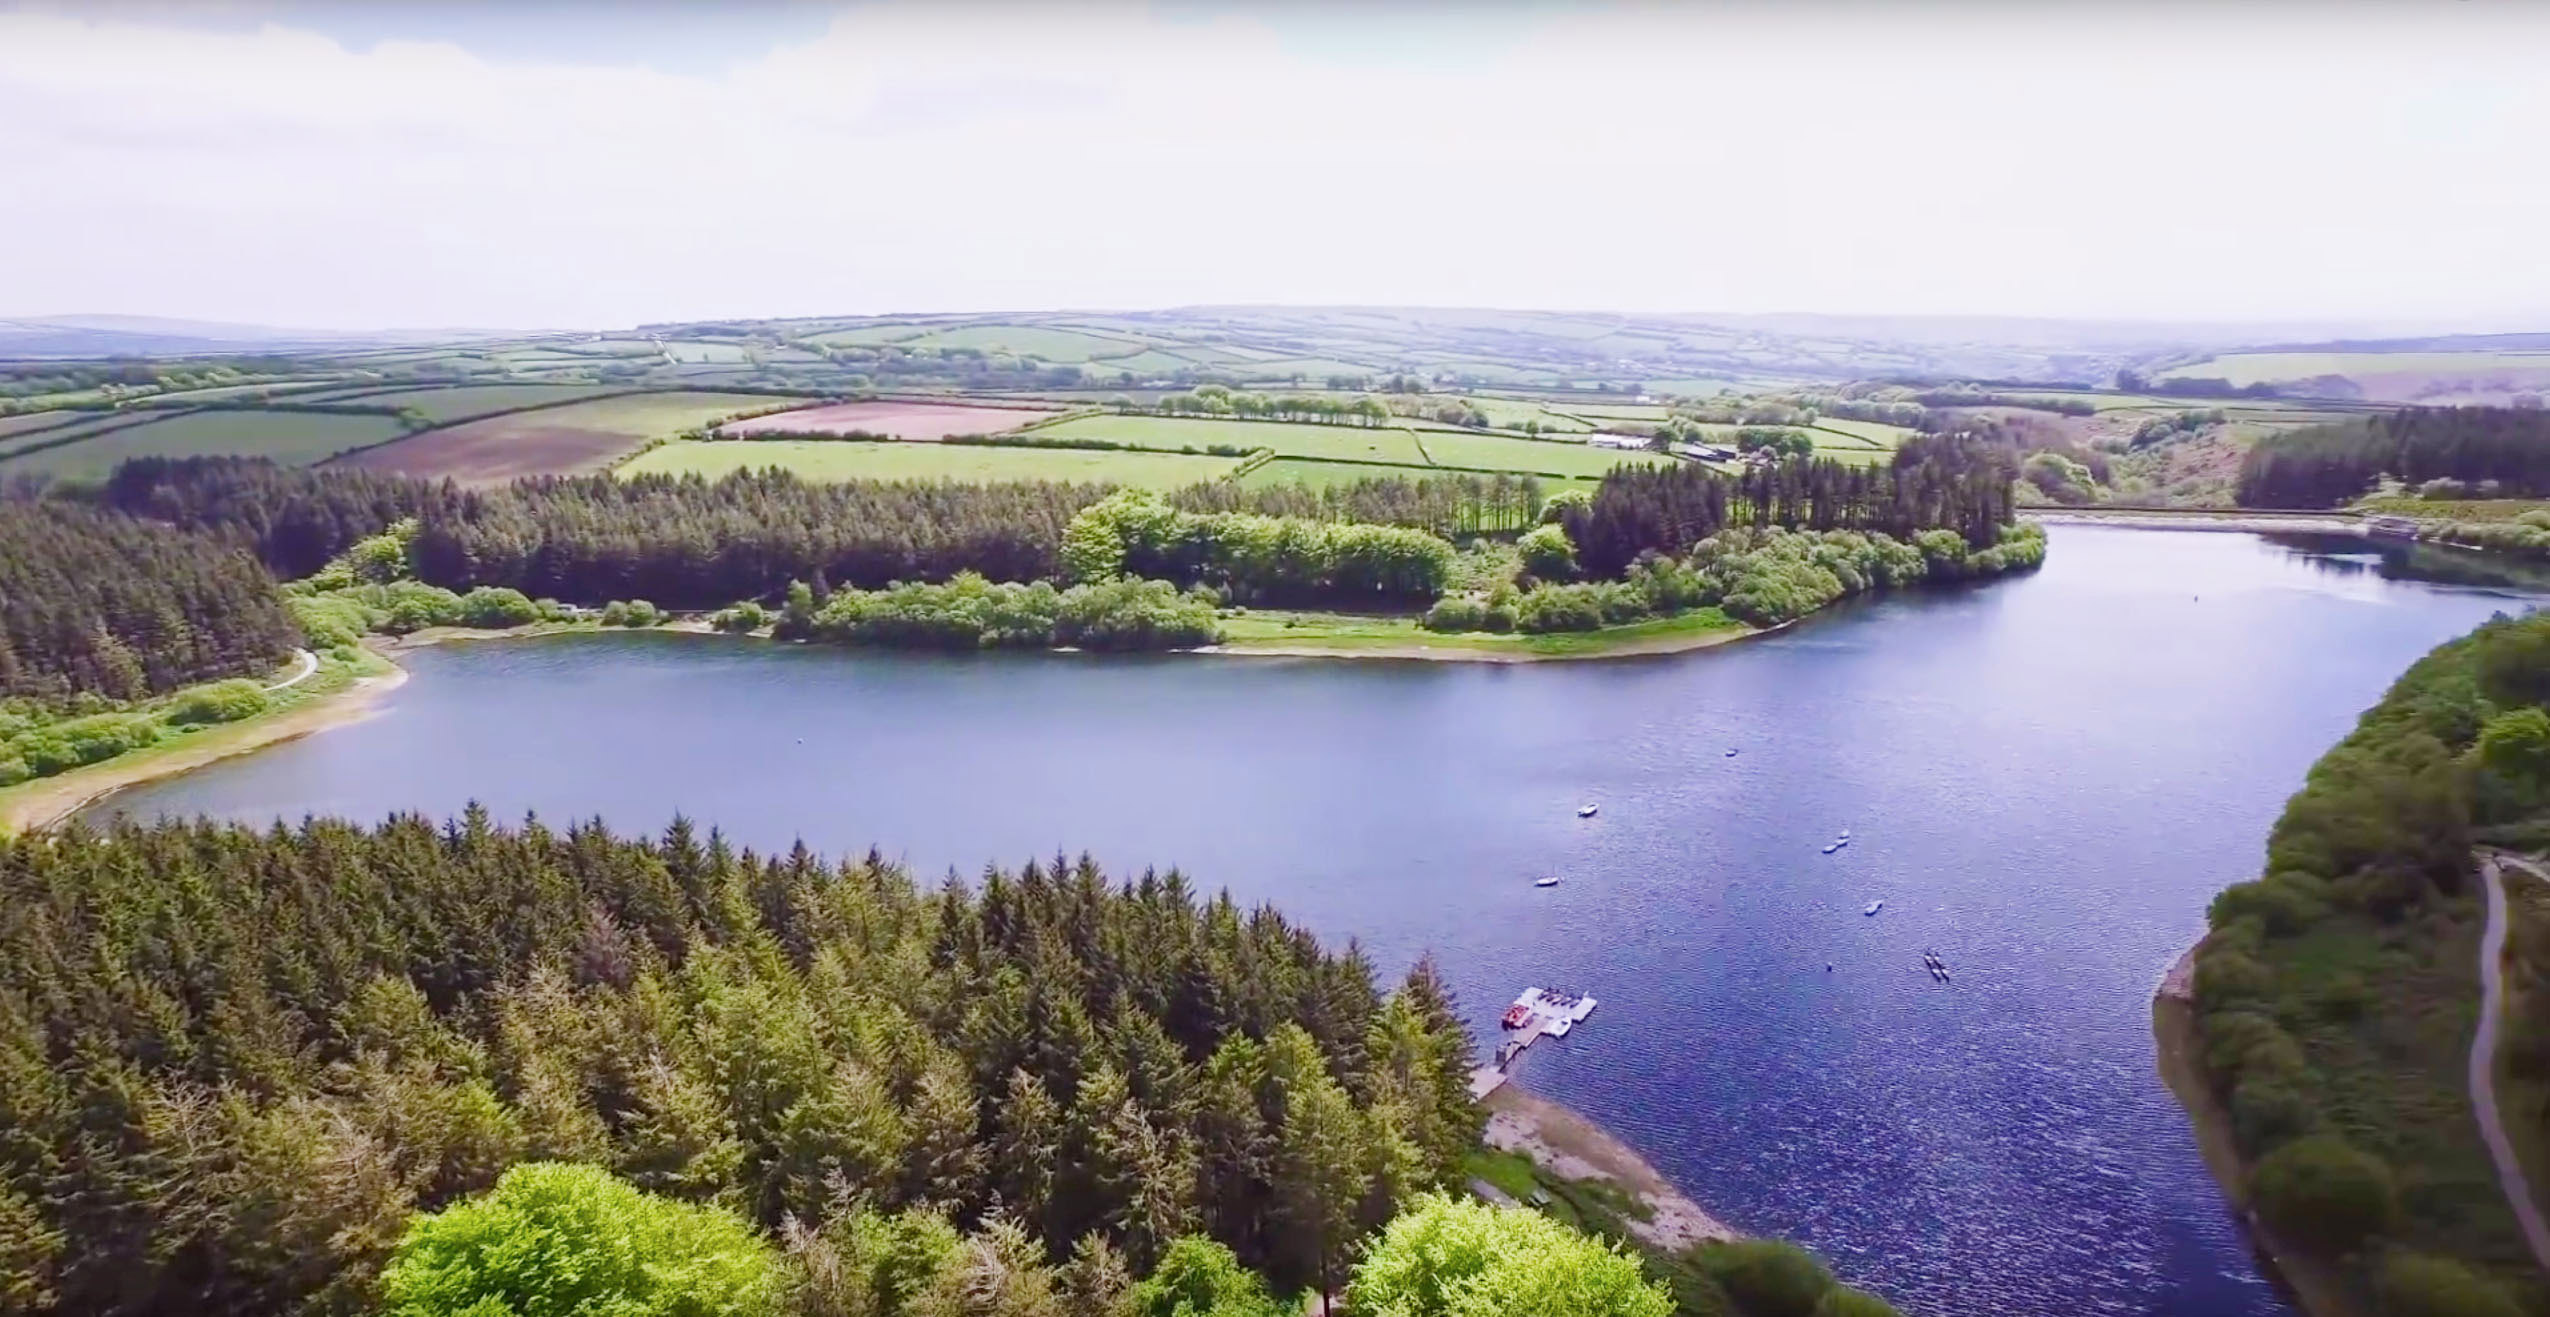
[2372,1249,2524,1317]
[379,1162,783,1317]
[288,593,371,649]
[166,679,270,726]
[1696,1239,1834,1317]
[1517,523,1576,581]
[456,586,539,630]
[2250,1135,2395,1255]
[1813,1285,1905,1317]
[2229,1077,2318,1153]
[1422,596,1489,633]
[0,756,30,788]
[1054,577,1220,651]
[711,601,770,633]
[13,713,159,776]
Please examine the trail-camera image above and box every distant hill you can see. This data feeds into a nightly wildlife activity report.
[0,315,516,360]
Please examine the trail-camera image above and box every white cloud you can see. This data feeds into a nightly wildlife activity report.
[2,1,2545,330]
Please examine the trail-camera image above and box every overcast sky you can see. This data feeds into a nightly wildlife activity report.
[4,0,2547,333]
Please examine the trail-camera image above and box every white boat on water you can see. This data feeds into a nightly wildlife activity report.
[1535,876,1562,888]
[1577,804,1598,818]
[1864,899,1885,916]
[1822,839,1848,854]
[1725,748,1739,757]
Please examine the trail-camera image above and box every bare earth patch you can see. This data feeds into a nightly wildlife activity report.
[341,423,635,482]
[720,401,1062,440]
[1483,1085,1736,1251]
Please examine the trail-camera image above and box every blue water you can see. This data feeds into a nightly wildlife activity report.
[87,527,2545,1316]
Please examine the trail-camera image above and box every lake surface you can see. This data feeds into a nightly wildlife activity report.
[88,526,2547,1317]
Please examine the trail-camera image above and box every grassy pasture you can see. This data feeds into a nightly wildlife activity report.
[1809,417,1917,448]
[1460,397,1595,433]
[1413,430,1670,480]
[340,384,628,424]
[1033,414,1432,465]
[337,390,779,482]
[0,409,406,480]
[895,325,1154,363]
[0,411,80,439]
[662,341,751,364]
[1073,350,1198,378]
[620,439,1238,489]
[2159,350,2550,387]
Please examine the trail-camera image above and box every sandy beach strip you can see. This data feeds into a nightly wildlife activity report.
[1483,1083,1737,1251]
[0,656,408,833]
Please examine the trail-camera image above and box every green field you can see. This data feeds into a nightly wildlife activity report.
[619,439,1241,489]
[0,411,83,438]
[1460,397,1596,433]
[0,409,406,480]
[2160,350,2550,387]
[1809,418,1917,447]
[658,342,747,364]
[895,325,1153,363]
[1033,414,1433,465]
[1413,431,1670,479]
[1074,350,1196,378]
[339,383,629,424]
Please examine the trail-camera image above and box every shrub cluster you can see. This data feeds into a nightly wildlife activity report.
[1065,490,1454,606]
[789,571,1221,652]
[1421,522,2047,635]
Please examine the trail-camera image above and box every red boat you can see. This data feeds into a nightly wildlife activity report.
[1500,1003,1533,1029]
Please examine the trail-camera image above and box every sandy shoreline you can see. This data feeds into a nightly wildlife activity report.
[2025,510,2364,535]
[1207,621,1762,664]
[1484,1084,1737,1251]
[1,654,410,834]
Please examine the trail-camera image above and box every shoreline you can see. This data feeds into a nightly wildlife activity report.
[1483,1083,1737,1252]
[2152,940,2363,1317]
[0,649,410,834]
[1207,616,1770,664]
[2025,509,2364,535]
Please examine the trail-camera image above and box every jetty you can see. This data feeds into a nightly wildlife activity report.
[1479,987,1601,1090]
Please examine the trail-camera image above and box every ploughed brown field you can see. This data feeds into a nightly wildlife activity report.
[718,400,1061,440]
[335,391,779,483]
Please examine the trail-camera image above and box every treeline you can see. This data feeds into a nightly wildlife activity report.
[0,810,1484,1313]
[2237,408,2550,508]
[2188,611,2550,1315]
[0,499,294,702]
[99,460,1108,609]
[1559,436,2020,578]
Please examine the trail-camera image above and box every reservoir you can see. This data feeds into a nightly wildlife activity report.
[85,526,2547,1316]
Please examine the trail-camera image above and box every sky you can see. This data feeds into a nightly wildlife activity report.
[4,0,2548,334]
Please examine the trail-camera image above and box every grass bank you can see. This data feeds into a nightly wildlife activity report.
[0,647,405,834]
[1210,606,1752,662]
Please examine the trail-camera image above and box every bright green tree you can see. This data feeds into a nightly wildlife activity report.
[1347,1193,1670,1317]
[379,1162,784,1317]
[1129,1236,1286,1317]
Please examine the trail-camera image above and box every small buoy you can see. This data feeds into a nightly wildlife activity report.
[1825,963,1834,972]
